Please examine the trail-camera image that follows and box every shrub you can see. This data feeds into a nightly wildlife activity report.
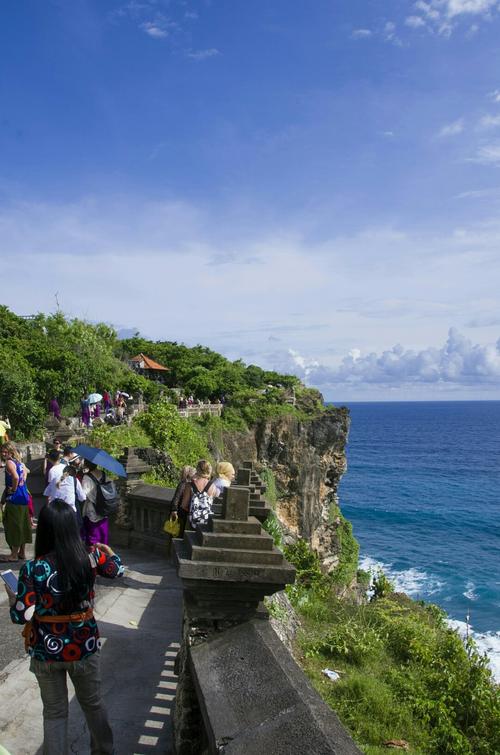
[138,398,210,470]
[371,569,394,600]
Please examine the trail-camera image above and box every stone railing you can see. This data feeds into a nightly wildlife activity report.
[171,465,362,755]
[111,457,362,753]
[177,404,222,418]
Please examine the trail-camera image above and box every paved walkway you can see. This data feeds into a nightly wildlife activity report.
[0,530,183,755]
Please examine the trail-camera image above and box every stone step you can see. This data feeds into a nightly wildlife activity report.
[200,531,274,551]
[190,545,284,565]
[211,518,262,535]
[175,551,296,586]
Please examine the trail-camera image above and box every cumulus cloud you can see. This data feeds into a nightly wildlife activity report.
[438,118,465,137]
[405,0,499,36]
[446,0,498,17]
[279,330,500,388]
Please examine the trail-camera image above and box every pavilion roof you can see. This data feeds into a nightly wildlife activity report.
[130,353,169,371]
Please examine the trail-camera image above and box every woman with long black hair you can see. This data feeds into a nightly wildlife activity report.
[5,499,123,754]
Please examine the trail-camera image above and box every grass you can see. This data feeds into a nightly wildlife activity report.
[294,593,500,754]
[282,540,500,755]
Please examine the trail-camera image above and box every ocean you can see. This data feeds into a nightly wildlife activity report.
[338,401,500,681]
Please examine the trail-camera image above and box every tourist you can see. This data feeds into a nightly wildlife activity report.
[102,390,111,412]
[44,464,86,517]
[0,442,32,562]
[80,393,91,428]
[5,499,122,755]
[81,462,110,546]
[48,397,61,421]
[0,416,11,443]
[212,461,236,497]
[170,465,196,538]
[43,439,62,482]
[47,446,78,486]
[181,460,218,528]
[115,399,125,424]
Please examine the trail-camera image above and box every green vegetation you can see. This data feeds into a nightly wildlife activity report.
[89,423,151,458]
[259,467,278,509]
[117,335,323,426]
[329,503,360,588]
[0,305,321,439]
[283,540,500,755]
[0,306,154,437]
[138,399,210,474]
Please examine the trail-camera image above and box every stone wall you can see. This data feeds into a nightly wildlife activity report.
[171,476,361,755]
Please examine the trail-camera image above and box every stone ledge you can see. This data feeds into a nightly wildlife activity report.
[190,619,362,754]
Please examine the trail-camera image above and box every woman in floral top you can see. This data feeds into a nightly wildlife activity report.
[6,498,123,754]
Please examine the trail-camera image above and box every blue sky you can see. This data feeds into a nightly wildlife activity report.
[1,0,500,400]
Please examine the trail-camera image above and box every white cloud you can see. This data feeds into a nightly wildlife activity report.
[405,0,500,36]
[445,0,498,17]
[2,193,500,398]
[438,118,465,137]
[489,89,500,103]
[477,114,500,129]
[384,21,403,45]
[140,21,167,38]
[280,329,500,388]
[471,143,500,165]
[351,28,373,39]
[186,48,219,60]
[405,15,427,28]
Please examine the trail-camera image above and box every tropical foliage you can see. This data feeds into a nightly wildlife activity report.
[283,539,500,755]
[0,305,321,438]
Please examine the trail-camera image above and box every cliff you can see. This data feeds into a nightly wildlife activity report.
[219,407,351,572]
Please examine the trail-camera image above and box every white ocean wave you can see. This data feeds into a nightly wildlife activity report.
[360,556,500,682]
[463,580,478,601]
[448,619,500,683]
[358,556,443,597]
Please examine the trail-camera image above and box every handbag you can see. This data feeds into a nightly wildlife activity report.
[163,512,181,537]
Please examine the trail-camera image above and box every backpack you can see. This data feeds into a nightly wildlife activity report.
[189,480,213,527]
[88,472,119,517]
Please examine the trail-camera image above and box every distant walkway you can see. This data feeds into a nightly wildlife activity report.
[0,533,183,755]
[177,403,222,418]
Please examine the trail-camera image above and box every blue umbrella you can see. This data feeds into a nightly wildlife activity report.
[72,444,127,478]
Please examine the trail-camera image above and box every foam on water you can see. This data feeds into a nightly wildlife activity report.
[360,557,500,682]
[359,555,443,597]
[448,619,500,682]
[341,401,500,682]
[463,581,478,601]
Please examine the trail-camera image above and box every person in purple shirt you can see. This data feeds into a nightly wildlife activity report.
[48,398,61,421]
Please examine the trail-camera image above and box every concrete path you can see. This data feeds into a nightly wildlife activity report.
[0,528,183,755]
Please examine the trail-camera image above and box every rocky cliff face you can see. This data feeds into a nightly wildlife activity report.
[220,407,351,571]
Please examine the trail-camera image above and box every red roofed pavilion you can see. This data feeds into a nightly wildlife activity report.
[129,353,169,383]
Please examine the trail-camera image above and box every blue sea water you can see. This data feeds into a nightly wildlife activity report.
[338,401,500,679]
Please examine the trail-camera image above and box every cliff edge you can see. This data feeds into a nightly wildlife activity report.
[219,407,351,572]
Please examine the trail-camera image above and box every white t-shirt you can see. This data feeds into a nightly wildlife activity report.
[47,461,67,485]
[43,475,86,512]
